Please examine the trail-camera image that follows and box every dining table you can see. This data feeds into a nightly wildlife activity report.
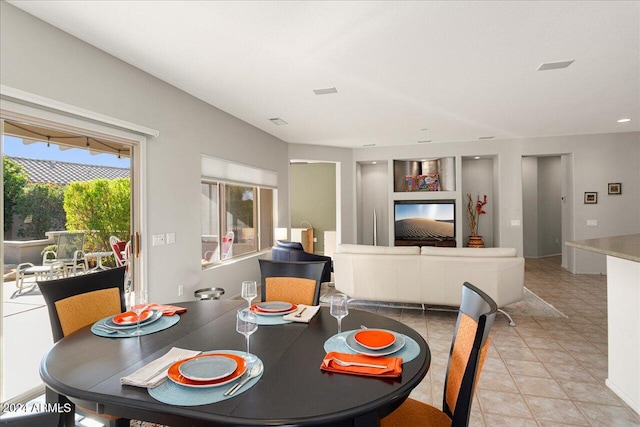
[40,300,431,427]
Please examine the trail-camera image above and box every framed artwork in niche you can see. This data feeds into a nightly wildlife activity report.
[584,192,597,204]
[608,183,622,195]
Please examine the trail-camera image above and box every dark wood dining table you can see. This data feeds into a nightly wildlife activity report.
[40,300,430,426]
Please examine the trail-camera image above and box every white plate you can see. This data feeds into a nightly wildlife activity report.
[178,355,238,381]
[345,330,406,357]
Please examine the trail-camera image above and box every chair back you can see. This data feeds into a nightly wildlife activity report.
[221,231,234,260]
[443,282,497,426]
[258,259,325,305]
[38,267,127,342]
[110,236,129,267]
[56,232,85,261]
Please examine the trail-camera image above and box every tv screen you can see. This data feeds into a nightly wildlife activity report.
[394,200,455,241]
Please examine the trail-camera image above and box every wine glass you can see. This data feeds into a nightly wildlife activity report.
[127,288,148,336]
[330,293,349,339]
[236,308,258,364]
[241,280,257,308]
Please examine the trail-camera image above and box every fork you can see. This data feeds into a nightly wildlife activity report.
[328,358,387,369]
[294,307,307,318]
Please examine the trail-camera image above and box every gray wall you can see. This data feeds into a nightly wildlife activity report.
[358,162,389,246]
[290,163,336,254]
[522,157,539,257]
[461,158,495,247]
[0,2,289,303]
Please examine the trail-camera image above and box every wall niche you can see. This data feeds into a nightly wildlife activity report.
[393,158,456,192]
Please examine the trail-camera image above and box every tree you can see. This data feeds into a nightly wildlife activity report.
[3,156,28,232]
[64,178,130,251]
[15,183,66,239]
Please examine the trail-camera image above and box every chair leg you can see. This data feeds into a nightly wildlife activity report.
[498,308,516,326]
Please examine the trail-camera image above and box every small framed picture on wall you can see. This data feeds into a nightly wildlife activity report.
[584,192,598,204]
[608,183,622,195]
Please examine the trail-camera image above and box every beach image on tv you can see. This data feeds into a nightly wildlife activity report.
[395,203,454,240]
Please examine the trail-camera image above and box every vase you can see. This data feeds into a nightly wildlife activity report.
[467,236,485,248]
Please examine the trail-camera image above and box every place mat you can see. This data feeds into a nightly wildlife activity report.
[91,314,180,338]
[254,314,293,326]
[324,330,420,363]
[148,350,264,406]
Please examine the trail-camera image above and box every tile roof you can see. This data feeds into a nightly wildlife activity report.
[7,156,129,185]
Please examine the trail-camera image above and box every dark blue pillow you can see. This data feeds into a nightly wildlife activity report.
[276,240,304,251]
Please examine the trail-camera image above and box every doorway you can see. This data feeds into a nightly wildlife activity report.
[1,119,138,404]
[522,155,569,266]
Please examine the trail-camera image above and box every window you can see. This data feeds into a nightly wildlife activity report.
[201,181,275,265]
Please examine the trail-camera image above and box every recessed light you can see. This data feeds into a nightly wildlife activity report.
[363,143,376,147]
[420,128,429,131]
[478,136,494,140]
[269,118,288,125]
[617,118,631,123]
[417,140,431,143]
[313,87,338,95]
[537,60,574,71]
[474,156,481,160]
[372,161,377,164]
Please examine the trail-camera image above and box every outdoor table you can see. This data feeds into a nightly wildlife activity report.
[85,251,114,272]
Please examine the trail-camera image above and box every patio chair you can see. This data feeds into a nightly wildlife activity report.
[258,259,325,306]
[203,231,234,263]
[13,261,65,297]
[43,232,87,276]
[37,267,129,427]
[380,282,497,427]
[110,236,132,292]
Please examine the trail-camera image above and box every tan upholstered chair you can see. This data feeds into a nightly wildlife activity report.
[381,282,497,427]
[38,267,129,427]
[258,259,325,306]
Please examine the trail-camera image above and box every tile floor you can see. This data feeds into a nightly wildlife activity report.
[359,256,640,426]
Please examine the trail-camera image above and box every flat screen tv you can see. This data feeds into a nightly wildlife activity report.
[394,200,455,243]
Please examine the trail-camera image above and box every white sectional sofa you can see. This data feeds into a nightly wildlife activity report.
[332,244,525,325]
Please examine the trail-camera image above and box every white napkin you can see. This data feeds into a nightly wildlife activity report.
[121,347,201,388]
[283,304,321,323]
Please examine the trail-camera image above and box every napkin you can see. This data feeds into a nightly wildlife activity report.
[121,347,201,388]
[148,303,187,316]
[282,304,321,323]
[321,351,402,378]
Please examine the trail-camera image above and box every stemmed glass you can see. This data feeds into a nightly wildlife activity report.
[241,280,257,308]
[236,308,258,364]
[330,293,349,339]
[127,288,149,336]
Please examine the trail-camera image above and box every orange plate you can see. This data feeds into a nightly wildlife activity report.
[250,304,298,316]
[354,329,396,350]
[168,353,247,388]
[113,309,153,325]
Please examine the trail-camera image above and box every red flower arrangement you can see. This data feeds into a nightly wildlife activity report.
[466,194,488,237]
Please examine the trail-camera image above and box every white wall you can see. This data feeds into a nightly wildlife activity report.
[0,2,290,303]
[358,162,389,246]
[522,157,539,257]
[462,158,494,247]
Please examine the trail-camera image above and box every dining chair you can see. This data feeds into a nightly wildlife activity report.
[258,259,326,306]
[380,282,497,427]
[37,266,129,427]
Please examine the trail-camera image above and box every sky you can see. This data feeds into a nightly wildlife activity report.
[395,202,455,222]
[2,135,130,168]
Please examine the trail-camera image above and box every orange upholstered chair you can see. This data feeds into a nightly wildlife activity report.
[381,282,497,427]
[258,259,325,306]
[37,267,129,427]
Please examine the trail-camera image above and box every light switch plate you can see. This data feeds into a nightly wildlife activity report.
[152,234,165,246]
[511,220,521,226]
[166,232,176,244]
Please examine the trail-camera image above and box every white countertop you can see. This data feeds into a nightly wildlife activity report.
[566,234,640,263]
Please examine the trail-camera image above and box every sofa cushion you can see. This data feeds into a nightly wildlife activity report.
[420,247,517,257]
[337,244,420,255]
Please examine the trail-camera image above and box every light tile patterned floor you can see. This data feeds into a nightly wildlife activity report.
[358,256,640,426]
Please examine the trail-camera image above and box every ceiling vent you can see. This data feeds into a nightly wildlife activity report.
[537,60,574,71]
[313,87,338,95]
[269,118,288,125]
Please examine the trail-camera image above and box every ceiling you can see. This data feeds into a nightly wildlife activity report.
[8,1,640,149]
